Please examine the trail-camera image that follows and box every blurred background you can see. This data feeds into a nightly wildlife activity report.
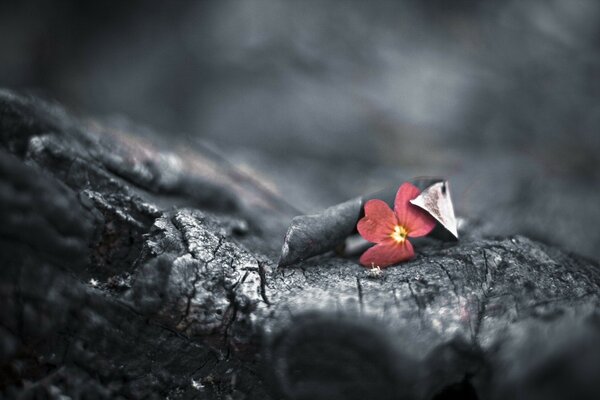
[1,0,599,258]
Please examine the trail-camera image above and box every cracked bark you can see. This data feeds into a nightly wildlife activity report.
[1,90,600,400]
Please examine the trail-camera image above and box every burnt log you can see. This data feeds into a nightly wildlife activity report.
[1,90,599,400]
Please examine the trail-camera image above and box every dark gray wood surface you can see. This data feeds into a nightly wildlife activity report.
[1,90,599,400]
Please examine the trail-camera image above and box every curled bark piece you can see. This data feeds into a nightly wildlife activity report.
[279,197,363,267]
[410,180,459,241]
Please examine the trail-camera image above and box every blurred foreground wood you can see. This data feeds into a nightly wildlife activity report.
[1,90,599,400]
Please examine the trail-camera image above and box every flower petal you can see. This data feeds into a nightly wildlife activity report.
[393,182,436,237]
[359,239,415,268]
[357,199,398,243]
[406,215,436,237]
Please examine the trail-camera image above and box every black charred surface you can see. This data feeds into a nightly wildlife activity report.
[1,90,599,400]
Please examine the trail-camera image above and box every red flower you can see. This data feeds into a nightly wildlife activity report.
[357,182,436,268]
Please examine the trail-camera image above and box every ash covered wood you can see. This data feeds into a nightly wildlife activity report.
[1,90,599,400]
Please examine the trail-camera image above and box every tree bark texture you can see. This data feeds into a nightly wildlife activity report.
[1,90,599,400]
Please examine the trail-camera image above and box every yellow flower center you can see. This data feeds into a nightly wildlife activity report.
[390,225,408,244]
